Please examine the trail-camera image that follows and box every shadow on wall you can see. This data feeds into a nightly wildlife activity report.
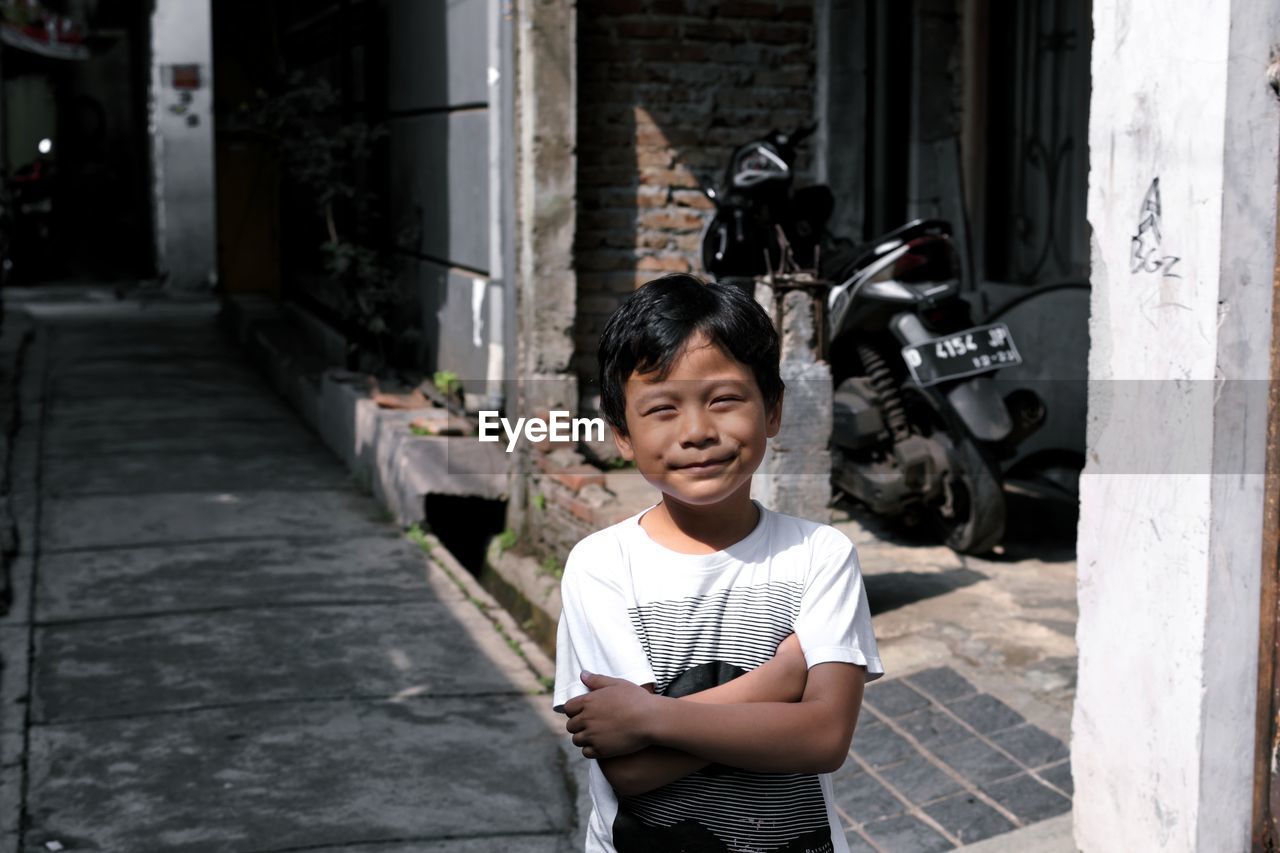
[574,0,818,400]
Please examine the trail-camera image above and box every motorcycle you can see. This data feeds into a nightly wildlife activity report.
[8,140,57,281]
[699,124,833,286]
[824,220,1044,554]
[699,128,1044,554]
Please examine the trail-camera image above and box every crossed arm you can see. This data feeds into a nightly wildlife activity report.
[562,635,867,796]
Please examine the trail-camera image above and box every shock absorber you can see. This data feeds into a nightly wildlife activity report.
[858,344,911,443]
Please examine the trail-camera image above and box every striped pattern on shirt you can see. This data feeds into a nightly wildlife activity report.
[617,582,834,853]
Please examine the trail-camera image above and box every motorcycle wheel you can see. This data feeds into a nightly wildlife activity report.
[927,432,1006,555]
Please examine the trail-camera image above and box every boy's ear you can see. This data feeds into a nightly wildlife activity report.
[611,424,636,460]
[765,391,784,439]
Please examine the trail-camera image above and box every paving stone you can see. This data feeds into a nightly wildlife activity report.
[1039,760,1074,795]
[42,446,352,496]
[0,626,30,735]
[46,337,227,361]
[33,601,539,722]
[861,813,953,853]
[36,535,437,622]
[983,774,1072,822]
[50,372,275,401]
[41,490,391,552]
[850,721,918,768]
[895,706,969,747]
[843,829,881,853]
[945,693,1026,735]
[0,732,23,835]
[864,679,930,717]
[831,766,907,825]
[905,666,976,702]
[876,754,964,805]
[989,723,1068,767]
[43,416,319,458]
[24,697,570,852]
[322,839,567,853]
[932,737,1022,785]
[52,358,261,382]
[48,393,294,424]
[924,792,1015,845]
[46,339,231,363]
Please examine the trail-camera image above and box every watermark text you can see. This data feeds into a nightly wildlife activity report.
[478,410,606,452]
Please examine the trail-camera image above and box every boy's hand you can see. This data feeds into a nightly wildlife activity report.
[564,672,657,759]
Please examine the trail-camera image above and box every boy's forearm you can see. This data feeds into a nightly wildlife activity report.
[639,664,864,774]
[596,671,790,796]
[683,655,805,705]
[574,635,812,795]
[598,748,708,797]
[596,651,805,796]
[647,699,847,773]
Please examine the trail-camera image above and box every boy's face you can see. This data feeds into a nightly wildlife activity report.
[612,331,782,509]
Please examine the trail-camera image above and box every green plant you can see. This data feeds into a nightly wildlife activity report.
[409,423,432,437]
[539,554,563,580]
[533,493,547,511]
[603,456,635,470]
[406,523,433,552]
[433,370,462,399]
[496,529,518,554]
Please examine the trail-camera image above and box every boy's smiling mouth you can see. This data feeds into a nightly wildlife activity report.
[673,454,736,471]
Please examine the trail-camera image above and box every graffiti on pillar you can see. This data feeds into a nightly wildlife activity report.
[1129,178,1182,277]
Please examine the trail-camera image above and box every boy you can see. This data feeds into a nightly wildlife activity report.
[555,274,883,853]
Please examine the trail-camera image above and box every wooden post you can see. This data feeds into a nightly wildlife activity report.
[1251,134,1280,853]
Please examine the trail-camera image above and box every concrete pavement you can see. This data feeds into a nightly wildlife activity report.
[1,291,578,852]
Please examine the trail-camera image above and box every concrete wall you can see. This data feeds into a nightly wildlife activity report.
[150,0,216,291]
[386,0,509,404]
[1074,0,1280,849]
[509,0,580,538]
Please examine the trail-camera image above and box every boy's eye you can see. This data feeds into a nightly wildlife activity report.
[711,396,742,406]
[643,405,674,416]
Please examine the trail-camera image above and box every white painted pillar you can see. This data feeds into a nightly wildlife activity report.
[150,0,216,291]
[1074,1,1279,850]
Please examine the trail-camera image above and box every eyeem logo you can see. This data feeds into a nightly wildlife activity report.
[478,410,607,453]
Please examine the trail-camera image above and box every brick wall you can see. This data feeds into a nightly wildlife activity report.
[526,440,627,567]
[574,0,817,397]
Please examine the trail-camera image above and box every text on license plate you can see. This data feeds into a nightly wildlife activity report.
[901,323,1022,386]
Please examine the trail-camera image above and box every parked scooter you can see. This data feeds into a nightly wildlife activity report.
[699,124,833,285]
[825,220,1044,553]
[698,127,1044,553]
[8,139,57,281]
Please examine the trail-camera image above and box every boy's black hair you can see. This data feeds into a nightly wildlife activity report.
[598,273,784,434]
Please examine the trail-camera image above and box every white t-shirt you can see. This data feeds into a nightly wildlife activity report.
[554,500,884,853]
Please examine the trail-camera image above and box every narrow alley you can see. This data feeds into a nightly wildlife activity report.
[1,290,578,852]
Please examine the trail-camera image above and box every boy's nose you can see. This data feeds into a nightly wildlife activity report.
[678,409,718,447]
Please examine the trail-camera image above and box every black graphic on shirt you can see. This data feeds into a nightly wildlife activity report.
[612,584,835,853]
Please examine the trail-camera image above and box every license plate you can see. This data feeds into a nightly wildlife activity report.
[901,323,1022,387]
